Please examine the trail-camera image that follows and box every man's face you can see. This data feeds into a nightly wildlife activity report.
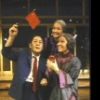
[29,36,43,56]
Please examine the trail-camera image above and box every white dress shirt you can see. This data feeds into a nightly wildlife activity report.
[25,53,40,82]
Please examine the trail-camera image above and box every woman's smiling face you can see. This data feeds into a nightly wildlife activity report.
[57,35,69,54]
[52,22,63,40]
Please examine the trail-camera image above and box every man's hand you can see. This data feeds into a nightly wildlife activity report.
[5,23,19,47]
[9,23,18,38]
[40,78,48,86]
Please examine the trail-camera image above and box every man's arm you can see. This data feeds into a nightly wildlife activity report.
[2,23,19,62]
[5,23,18,47]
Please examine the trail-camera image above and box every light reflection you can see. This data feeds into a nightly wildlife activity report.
[4,38,7,41]
[69,19,72,22]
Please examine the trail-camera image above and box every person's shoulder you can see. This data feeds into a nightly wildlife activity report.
[44,37,51,47]
[18,48,30,54]
[18,48,25,52]
[44,37,50,42]
[72,56,80,61]
[71,56,81,66]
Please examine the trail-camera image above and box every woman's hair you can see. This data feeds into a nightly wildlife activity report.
[54,19,67,32]
[62,33,75,50]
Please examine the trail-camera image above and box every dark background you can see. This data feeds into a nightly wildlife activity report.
[1,0,90,70]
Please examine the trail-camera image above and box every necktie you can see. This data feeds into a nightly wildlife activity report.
[32,56,38,92]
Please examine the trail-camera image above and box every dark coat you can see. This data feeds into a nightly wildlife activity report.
[48,53,82,100]
[1,46,47,100]
[42,36,58,59]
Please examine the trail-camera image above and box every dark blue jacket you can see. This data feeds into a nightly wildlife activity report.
[1,46,47,100]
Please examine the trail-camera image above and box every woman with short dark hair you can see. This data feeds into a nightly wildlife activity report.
[46,33,82,100]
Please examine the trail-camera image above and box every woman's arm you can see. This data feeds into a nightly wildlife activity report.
[46,57,81,88]
[58,57,81,88]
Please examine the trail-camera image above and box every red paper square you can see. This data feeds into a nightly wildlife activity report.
[25,11,40,29]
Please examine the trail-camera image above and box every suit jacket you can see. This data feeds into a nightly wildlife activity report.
[1,46,47,100]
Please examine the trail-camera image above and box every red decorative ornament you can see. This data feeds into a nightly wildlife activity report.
[48,55,55,63]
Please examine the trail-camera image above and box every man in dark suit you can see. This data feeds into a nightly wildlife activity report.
[1,23,48,100]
